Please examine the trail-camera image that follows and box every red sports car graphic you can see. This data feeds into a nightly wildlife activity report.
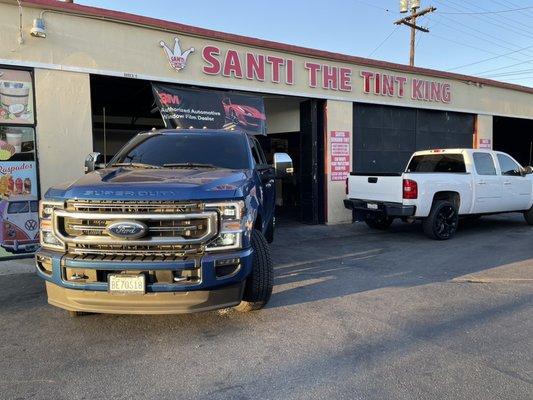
[222,97,266,129]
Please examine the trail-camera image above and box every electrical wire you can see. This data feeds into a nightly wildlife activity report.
[368,26,399,57]
[439,6,533,15]
[447,44,533,71]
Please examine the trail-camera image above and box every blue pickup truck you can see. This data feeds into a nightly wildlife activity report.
[36,129,293,316]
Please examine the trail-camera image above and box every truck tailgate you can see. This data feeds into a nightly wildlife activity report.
[347,174,403,203]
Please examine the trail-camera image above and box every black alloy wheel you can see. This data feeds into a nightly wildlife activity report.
[423,200,459,240]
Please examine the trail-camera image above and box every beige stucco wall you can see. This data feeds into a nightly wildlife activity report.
[34,69,93,193]
[0,2,532,120]
[475,114,493,149]
[326,100,353,224]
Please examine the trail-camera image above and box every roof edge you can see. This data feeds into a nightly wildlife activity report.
[8,0,533,95]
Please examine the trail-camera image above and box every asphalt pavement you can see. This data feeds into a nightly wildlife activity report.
[0,214,532,400]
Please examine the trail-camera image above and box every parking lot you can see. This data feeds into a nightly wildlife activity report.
[1,214,532,400]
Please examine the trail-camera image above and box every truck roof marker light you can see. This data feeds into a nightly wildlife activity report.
[403,179,418,199]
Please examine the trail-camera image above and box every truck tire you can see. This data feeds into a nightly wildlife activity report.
[423,200,459,240]
[524,207,533,225]
[264,217,274,244]
[365,215,394,230]
[235,230,273,312]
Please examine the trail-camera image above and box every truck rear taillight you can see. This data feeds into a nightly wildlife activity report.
[403,179,418,199]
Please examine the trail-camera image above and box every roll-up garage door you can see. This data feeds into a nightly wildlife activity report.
[353,104,474,173]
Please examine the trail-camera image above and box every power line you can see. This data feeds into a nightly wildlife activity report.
[447,44,533,71]
[434,0,533,40]
[440,6,533,15]
[474,60,533,75]
[368,26,400,57]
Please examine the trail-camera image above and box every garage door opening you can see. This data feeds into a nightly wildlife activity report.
[90,75,325,224]
[353,103,474,173]
[493,116,533,167]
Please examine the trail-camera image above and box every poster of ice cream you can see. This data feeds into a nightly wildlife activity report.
[0,162,39,256]
[0,69,34,125]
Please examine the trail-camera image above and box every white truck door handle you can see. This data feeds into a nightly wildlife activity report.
[478,181,486,185]
[503,181,511,186]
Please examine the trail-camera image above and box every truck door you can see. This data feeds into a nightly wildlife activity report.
[250,137,275,230]
[472,152,503,213]
[496,153,532,211]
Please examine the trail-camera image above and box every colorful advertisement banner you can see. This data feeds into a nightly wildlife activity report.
[152,84,266,135]
[0,68,38,258]
[0,69,35,125]
[0,161,39,256]
[330,131,351,181]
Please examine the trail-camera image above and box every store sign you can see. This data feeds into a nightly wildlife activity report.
[360,71,452,104]
[478,138,492,149]
[160,37,454,104]
[159,38,195,71]
[151,84,266,135]
[330,131,351,181]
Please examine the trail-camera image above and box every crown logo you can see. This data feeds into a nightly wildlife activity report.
[160,37,195,71]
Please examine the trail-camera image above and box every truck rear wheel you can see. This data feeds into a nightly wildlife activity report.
[235,230,273,312]
[365,215,393,230]
[524,207,533,225]
[423,200,459,240]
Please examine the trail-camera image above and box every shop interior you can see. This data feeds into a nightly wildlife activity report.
[90,75,325,224]
[493,116,533,167]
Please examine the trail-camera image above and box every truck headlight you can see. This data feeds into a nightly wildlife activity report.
[205,201,246,252]
[39,200,65,251]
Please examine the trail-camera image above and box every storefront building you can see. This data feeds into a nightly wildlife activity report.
[1,0,533,254]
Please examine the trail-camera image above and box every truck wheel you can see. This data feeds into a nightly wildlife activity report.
[235,230,273,312]
[524,207,533,225]
[264,217,274,244]
[423,200,459,240]
[365,215,393,230]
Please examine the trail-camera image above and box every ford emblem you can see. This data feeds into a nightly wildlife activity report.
[105,220,148,239]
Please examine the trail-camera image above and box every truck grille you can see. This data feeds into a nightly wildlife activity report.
[53,201,218,259]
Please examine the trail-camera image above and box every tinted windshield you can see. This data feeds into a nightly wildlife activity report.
[407,154,466,173]
[7,201,29,214]
[111,132,251,169]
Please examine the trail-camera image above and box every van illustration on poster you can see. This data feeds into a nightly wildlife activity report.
[0,162,39,256]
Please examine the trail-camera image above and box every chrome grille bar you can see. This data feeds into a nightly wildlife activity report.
[53,210,218,246]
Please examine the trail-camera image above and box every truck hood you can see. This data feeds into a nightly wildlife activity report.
[45,167,253,201]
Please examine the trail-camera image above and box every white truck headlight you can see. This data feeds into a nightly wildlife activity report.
[206,201,245,252]
[39,200,65,251]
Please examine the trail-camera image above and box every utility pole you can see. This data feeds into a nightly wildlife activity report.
[395,1,436,67]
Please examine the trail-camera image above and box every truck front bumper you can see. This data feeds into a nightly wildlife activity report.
[35,248,252,314]
[344,199,415,221]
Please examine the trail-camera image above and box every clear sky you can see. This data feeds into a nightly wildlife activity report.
[77,0,533,88]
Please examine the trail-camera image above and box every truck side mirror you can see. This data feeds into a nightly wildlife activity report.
[84,152,104,173]
[273,152,294,179]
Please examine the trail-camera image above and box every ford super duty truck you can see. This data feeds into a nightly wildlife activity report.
[36,129,293,316]
[344,149,533,240]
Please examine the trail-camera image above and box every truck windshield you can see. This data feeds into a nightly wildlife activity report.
[111,132,251,170]
[406,154,466,173]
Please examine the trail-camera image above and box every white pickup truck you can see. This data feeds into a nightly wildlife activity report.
[344,149,533,240]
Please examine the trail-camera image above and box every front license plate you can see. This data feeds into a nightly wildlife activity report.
[367,203,378,210]
[108,274,145,294]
